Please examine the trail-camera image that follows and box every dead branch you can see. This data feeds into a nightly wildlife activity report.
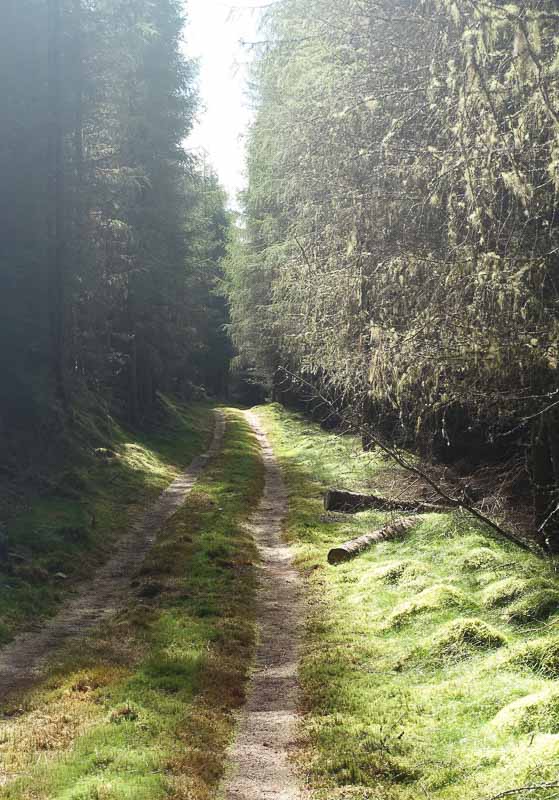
[480,781,559,800]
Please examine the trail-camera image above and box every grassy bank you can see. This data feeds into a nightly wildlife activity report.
[258,404,559,800]
[0,409,263,800]
[0,396,213,644]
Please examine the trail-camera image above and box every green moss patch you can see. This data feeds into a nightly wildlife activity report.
[375,561,407,584]
[430,618,506,661]
[0,397,213,642]
[306,713,417,787]
[375,560,427,587]
[482,577,532,608]
[508,637,559,679]
[504,590,559,624]
[461,547,503,571]
[388,585,467,627]
[492,688,559,734]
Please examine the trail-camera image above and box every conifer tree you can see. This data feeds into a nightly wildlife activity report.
[0,0,231,454]
[227,0,559,547]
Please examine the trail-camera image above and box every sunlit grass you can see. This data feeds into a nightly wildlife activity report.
[257,403,559,800]
[0,410,262,800]
[0,397,213,643]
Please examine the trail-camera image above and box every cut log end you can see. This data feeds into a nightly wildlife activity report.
[328,547,355,565]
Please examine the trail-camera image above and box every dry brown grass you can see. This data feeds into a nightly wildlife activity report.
[0,665,127,783]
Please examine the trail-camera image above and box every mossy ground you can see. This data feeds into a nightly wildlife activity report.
[0,396,212,643]
[0,409,262,800]
[5,401,559,800]
[257,403,559,800]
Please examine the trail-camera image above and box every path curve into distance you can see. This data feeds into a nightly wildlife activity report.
[0,410,225,703]
[221,410,306,800]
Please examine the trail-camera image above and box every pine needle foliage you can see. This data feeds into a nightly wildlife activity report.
[226,0,559,545]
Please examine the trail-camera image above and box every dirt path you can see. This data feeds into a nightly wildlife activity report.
[220,410,306,800]
[0,410,225,704]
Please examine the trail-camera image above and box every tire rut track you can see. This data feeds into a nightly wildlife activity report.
[0,410,225,704]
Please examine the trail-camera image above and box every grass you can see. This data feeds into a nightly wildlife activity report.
[426,618,507,663]
[0,409,263,800]
[256,403,559,800]
[0,396,213,643]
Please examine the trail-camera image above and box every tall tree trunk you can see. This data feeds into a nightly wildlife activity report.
[47,0,67,406]
[531,417,559,553]
[71,0,84,373]
[129,333,139,426]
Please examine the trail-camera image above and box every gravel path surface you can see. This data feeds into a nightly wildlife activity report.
[220,410,306,800]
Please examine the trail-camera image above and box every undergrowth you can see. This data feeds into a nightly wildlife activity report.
[258,403,559,800]
[0,396,213,643]
[0,409,262,799]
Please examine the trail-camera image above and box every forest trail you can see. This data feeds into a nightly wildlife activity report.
[0,410,225,704]
[220,410,306,800]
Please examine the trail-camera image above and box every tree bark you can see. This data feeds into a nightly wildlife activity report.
[70,0,84,375]
[531,416,559,553]
[47,0,67,406]
[324,488,453,514]
[129,334,139,425]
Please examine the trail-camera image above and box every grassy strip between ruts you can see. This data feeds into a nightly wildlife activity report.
[257,403,559,800]
[0,409,263,800]
[0,396,213,644]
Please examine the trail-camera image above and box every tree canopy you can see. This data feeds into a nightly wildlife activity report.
[225,0,559,547]
[0,0,231,453]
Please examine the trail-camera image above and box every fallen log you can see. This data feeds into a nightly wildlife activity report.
[324,488,454,514]
[327,517,418,565]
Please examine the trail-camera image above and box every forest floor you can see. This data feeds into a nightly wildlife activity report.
[2,403,559,800]
[0,411,225,700]
[0,407,264,799]
[258,404,559,800]
[0,397,214,644]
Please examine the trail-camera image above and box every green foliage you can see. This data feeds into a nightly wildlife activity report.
[0,0,231,452]
[258,403,559,800]
[226,0,559,542]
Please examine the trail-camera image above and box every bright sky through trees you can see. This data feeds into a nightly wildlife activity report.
[183,0,261,206]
